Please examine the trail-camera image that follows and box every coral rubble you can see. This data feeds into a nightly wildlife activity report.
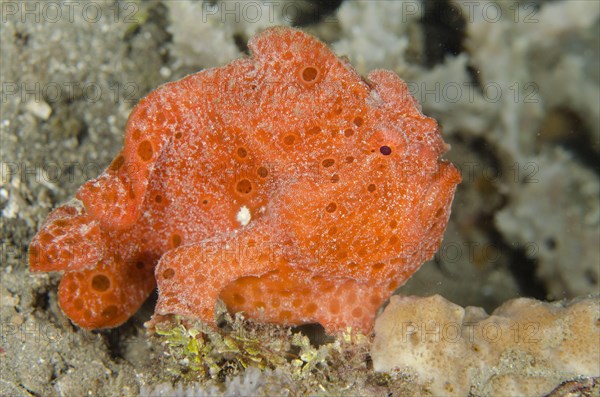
[372,294,600,396]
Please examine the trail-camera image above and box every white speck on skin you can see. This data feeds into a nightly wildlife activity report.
[236,206,251,226]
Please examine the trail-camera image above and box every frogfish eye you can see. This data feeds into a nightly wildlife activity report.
[379,146,392,156]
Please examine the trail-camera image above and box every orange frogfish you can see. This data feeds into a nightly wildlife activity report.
[29,27,460,334]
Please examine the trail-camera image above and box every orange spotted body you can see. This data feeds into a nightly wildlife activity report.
[29,27,460,333]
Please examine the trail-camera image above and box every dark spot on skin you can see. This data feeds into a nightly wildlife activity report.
[91,274,110,292]
[302,66,318,82]
[257,167,269,178]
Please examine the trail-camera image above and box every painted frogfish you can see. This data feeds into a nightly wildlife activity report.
[29,27,461,334]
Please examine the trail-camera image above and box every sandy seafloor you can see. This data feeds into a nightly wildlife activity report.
[1,0,599,396]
